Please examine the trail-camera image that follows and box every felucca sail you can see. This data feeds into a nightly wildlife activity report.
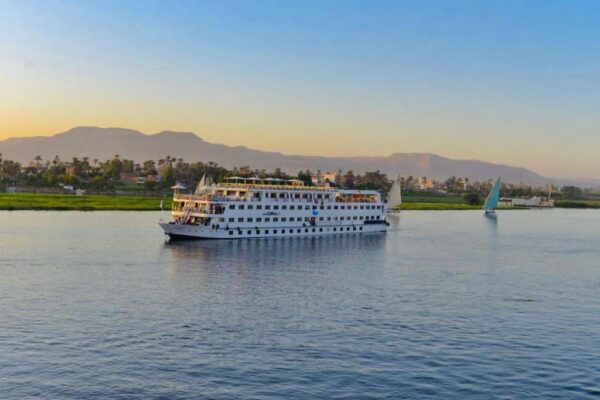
[195,174,206,195]
[483,178,501,212]
[388,175,402,209]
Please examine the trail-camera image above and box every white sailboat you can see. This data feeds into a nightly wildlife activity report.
[387,175,402,214]
[194,174,213,195]
[483,178,501,215]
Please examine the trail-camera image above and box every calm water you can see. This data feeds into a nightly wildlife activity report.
[1,210,599,399]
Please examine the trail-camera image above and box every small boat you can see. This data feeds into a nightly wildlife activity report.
[387,174,402,214]
[483,178,501,215]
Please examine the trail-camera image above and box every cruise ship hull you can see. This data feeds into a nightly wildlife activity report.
[160,222,388,240]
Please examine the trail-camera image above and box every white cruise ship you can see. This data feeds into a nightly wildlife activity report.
[159,177,389,240]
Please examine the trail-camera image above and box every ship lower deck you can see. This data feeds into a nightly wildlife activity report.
[160,222,388,240]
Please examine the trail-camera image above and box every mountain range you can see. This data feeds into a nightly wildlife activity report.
[0,126,554,184]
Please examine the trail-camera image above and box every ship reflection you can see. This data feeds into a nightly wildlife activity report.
[165,233,388,281]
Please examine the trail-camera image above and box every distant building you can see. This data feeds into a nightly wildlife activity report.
[499,196,554,208]
[311,171,340,186]
[415,176,438,190]
[65,166,77,177]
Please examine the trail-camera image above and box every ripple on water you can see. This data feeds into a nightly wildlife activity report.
[0,210,599,399]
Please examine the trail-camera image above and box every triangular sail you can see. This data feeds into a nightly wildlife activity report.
[388,175,402,208]
[483,178,501,211]
[195,174,206,195]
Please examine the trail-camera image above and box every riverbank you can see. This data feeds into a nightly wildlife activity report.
[0,193,170,211]
[1,193,597,211]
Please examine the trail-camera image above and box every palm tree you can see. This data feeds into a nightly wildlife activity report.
[34,155,42,167]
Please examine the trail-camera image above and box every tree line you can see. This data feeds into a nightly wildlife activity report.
[0,153,593,200]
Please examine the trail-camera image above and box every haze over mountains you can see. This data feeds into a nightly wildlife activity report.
[0,127,554,184]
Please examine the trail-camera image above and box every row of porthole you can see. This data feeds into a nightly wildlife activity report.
[228,226,364,235]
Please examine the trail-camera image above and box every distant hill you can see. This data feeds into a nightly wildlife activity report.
[0,126,552,184]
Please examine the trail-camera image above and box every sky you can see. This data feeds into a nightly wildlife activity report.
[0,0,599,179]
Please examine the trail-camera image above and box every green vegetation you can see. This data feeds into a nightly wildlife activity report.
[394,192,478,210]
[400,203,480,210]
[555,199,600,209]
[0,193,171,211]
[401,193,466,204]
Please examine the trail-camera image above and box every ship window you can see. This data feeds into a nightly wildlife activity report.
[274,205,279,210]
[319,217,324,221]
[312,205,317,209]
[297,229,301,233]
[327,217,331,221]
[229,205,235,209]
[360,227,363,231]
[273,218,279,222]
[340,217,345,220]
[305,205,310,210]
[341,205,345,210]
[333,228,337,231]
[353,227,357,230]
[353,216,357,220]
[265,205,271,210]
[229,231,233,235]
[347,227,351,231]
[257,205,262,210]
[247,230,251,235]
[312,228,316,232]
[256,229,261,234]
[238,218,244,222]
[334,205,338,210]
[247,218,253,222]
[265,218,270,222]
[376,216,380,220]
[359,216,363,220]
[248,205,253,210]
[274,230,278,234]
[219,218,225,223]
[228,218,234,222]
[265,230,269,234]
[319,228,323,232]
[281,217,287,222]
[290,205,295,210]
[279,193,285,198]
[239,205,245,210]
[319,205,324,210]
[289,229,293,233]
[327,206,331,210]
[282,205,287,210]
[305,229,309,232]
[256,218,262,222]
[360,205,364,209]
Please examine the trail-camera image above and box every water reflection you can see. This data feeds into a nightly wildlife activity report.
[484,212,498,232]
[165,233,388,281]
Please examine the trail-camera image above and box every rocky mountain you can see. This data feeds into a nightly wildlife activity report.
[0,126,552,184]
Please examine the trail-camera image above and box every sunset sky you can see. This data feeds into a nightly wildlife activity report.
[1,1,599,179]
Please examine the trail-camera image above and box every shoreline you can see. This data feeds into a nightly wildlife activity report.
[1,193,598,211]
[0,193,170,211]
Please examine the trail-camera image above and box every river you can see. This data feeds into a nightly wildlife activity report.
[1,210,599,398]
